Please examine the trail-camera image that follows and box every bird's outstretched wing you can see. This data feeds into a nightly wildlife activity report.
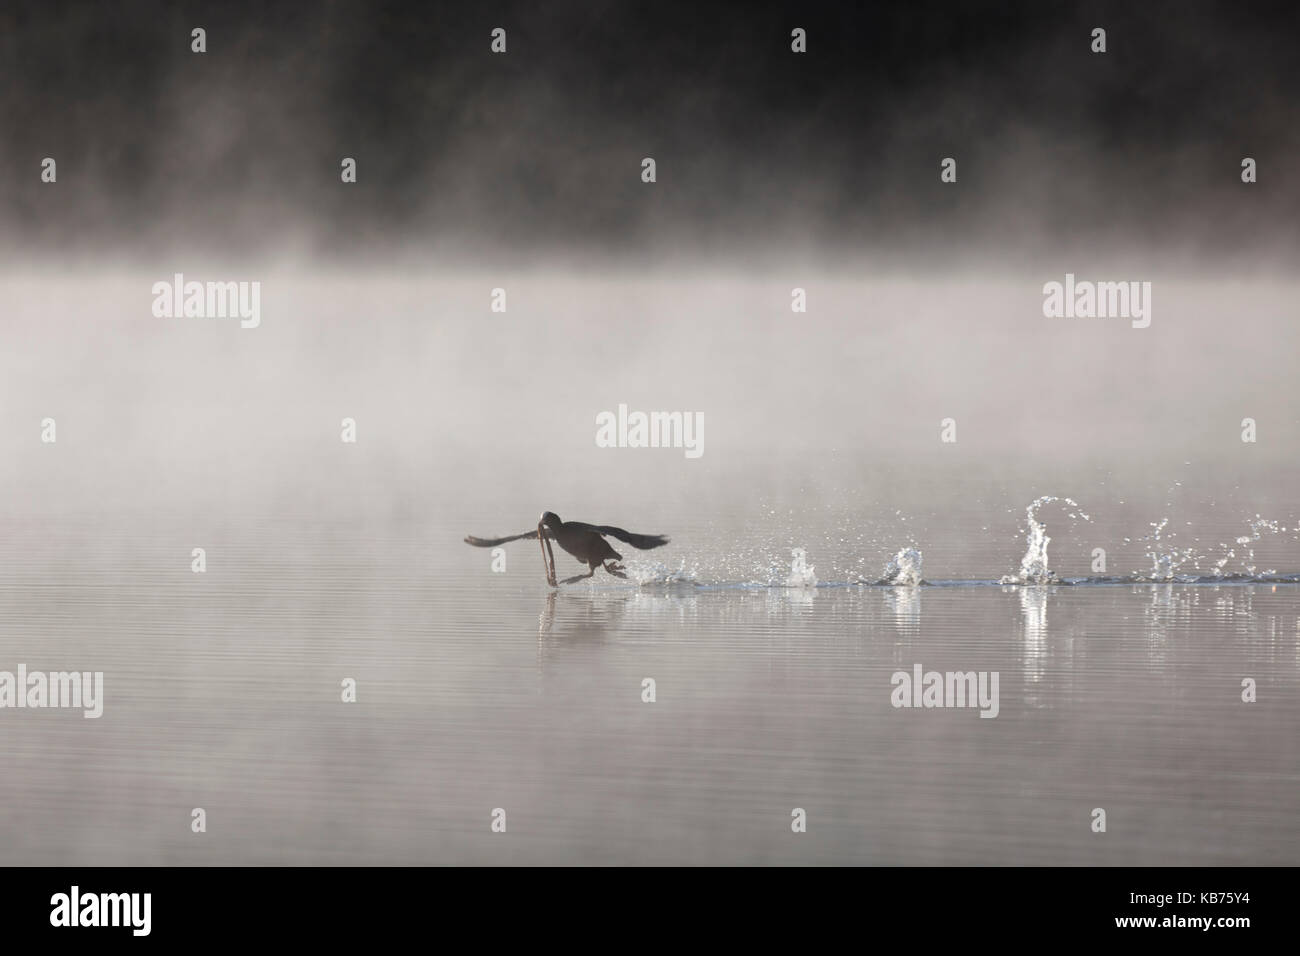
[463,529,552,547]
[595,526,670,550]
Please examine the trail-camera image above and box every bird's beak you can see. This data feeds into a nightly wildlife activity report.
[538,520,557,587]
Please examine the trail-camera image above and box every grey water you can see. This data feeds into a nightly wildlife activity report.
[1,273,1298,864]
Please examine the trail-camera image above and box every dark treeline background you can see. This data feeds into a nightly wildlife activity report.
[1,0,1295,266]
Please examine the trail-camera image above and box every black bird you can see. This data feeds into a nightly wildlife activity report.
[465,511,669,586]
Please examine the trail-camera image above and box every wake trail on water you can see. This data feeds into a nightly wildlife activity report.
[617,498,1300,591]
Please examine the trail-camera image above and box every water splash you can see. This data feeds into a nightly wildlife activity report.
[785,548,817,588]
[999,496,1091,585]
[1219,516,1287,577]
[628,506,1296,590]
[1135,518,1198,581]
[630,559,701,587]
[877,547,924,586]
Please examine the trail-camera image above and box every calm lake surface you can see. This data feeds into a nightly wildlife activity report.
[2,508,1297,866]
[1,273,1297,864]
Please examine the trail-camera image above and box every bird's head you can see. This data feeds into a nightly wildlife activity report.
[539,511,561,531]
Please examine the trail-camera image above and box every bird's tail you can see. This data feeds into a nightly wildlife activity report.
[600,527,670,550]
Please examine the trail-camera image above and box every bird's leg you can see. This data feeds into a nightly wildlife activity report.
[538,522,557,587]
[603,561,628,579]
[559,568,596,585]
